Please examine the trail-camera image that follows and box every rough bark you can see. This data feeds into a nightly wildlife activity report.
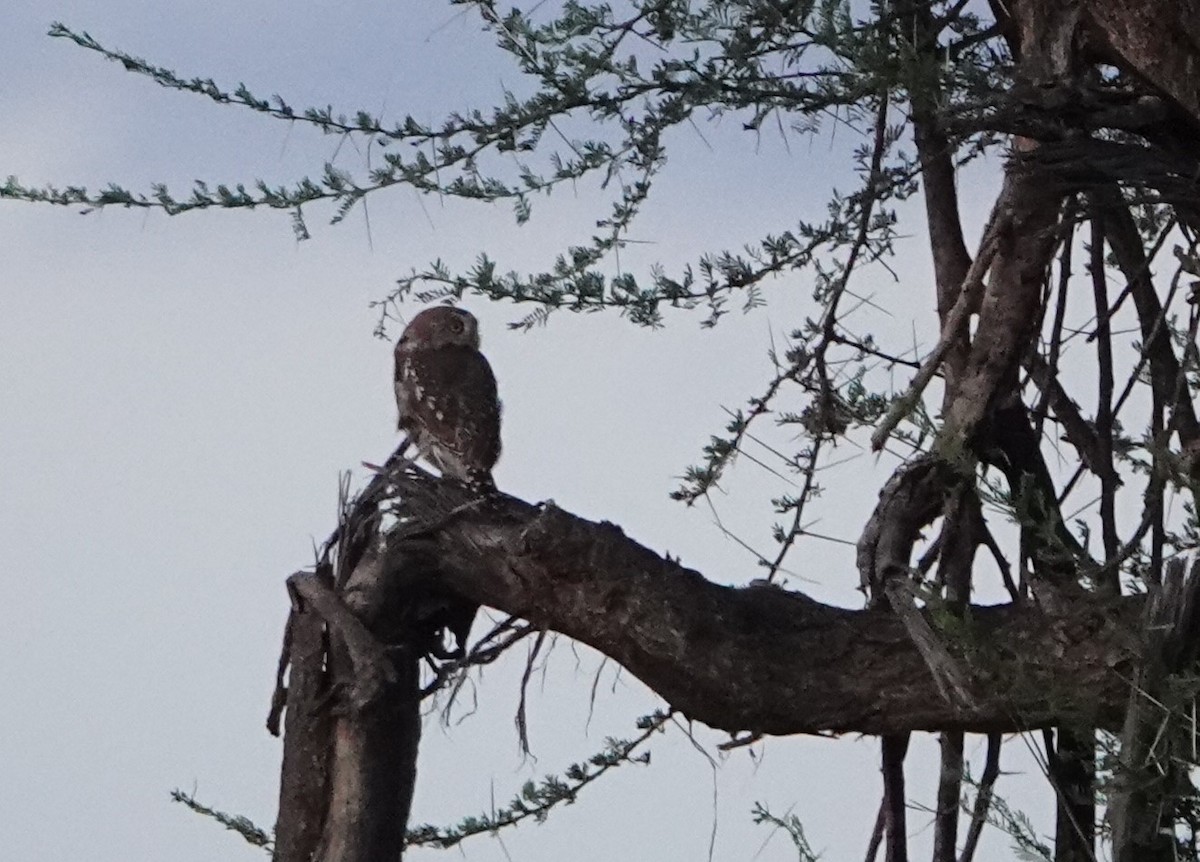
[272,553,425,862]
[965,11,1095,855]
[1110,557,1200,862]
[940,161,1063,448]
[1082,0,1200,127]
[302,551,422,862]
[904,6,981,850]
[271,598,332,862]
[271,461,462,862]
[385,469,1144,737]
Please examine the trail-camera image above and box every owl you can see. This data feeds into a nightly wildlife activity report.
[393,306,501,490]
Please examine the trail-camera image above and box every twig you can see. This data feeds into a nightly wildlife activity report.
[958,732,1002,862]
[871,213,1005,451]
[516,630,548,757]
[864,795,886,862]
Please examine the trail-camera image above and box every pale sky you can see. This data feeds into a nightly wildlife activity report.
[2,2,1052,860]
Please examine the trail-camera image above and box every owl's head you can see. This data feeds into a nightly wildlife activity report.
[397,306,481,350]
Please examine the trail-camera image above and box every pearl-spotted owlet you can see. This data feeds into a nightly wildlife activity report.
[393,306,501,490]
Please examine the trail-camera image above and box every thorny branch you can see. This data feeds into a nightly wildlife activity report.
[15,1,1200,859]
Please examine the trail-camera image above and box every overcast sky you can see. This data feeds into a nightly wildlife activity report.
[2,2,1053,860]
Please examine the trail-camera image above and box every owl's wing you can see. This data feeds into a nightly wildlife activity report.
[394,345,502,481]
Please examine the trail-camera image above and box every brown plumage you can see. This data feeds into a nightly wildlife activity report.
[393,306,501,490]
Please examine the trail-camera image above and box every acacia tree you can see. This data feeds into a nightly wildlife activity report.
[9,1,1200,860]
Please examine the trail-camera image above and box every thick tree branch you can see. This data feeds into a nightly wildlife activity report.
[386,469,1143,737]
[275,553,424,862]
[1081,0,1200,128]
[942,161,1063,447]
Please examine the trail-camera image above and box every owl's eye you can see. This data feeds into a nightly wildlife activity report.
[448,317,465,333]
